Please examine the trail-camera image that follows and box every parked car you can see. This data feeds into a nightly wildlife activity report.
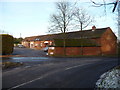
[43,47,49,52]
[18,44,25,48]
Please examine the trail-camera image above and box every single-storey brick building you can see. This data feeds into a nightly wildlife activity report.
[22,26,117,56]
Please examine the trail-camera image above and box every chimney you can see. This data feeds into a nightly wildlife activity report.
[92,26,96,31]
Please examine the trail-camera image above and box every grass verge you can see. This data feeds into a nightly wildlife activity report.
[2,62,23,69]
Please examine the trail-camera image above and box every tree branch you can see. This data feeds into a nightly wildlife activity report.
[90,0,119,12]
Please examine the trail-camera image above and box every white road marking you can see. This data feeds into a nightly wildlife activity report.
[8,63,93,89]
[8,76,44,90]
[65,63,92,70]
[8,69,58,89]
[24,66,31,68]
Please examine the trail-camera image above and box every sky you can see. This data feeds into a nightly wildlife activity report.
[0,0,119,38]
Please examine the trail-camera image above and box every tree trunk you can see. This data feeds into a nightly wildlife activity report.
[63,12,66,56]
[80,23,83,55]
[80,22,82,31]
[63,37,66,56]
[63,30,66,56]
[81,40,83,56]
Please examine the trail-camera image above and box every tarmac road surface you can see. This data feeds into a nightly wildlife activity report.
[12,47,47,57]
[2,56,118,89]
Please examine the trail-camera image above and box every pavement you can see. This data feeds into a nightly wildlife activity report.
[2,47,119,89]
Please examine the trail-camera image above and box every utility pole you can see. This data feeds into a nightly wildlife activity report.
[20,33,21,38]
[112,0,119,12]
[118,1,120,40]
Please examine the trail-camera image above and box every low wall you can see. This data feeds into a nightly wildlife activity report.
[48,47,101,56]
[82,47,101,55]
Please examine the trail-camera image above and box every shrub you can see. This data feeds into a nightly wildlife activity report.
[0,34,14,55]
[54,39,100,47]
[14,37,23,44]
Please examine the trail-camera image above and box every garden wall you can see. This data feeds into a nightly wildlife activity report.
[48,46,101,56]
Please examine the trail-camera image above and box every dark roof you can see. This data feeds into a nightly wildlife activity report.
[65,28,107,39]
[22,27,109,42]
[22,36,39,41]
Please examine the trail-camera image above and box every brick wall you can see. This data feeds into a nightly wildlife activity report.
[100,28,117,55]
[48,47,101,56]
[83,47,101,55]
[66,47,82,56]
[22,41,30,48]
[34,41,42,49]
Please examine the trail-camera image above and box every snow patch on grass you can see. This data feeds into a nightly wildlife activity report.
[96,66,120,88]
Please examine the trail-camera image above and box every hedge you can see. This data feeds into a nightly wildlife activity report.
[0,34,14,55]
[54,39,100,47]
[14,37,23,44]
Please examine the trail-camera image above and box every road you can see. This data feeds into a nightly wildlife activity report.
[2,48,119,89]
[2,56,118,89]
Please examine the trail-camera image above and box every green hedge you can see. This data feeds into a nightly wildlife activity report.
[14,37,23,44]
[0,34,14,55]
[54,39,100,47]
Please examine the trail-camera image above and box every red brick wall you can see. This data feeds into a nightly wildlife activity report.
[22,41,30,48]
[48,47,101,56]
[83,47,101,55]
[100,28,117,55]
[34,41,42,49]
[54,47,65,55]
[66,47,82,56]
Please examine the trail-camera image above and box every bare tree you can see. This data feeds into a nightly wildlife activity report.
[90,0,120,39]
[73,8,93,31]
[48,1,75,55]
[49,1,75,33]
[90,0,119,12]
[72,7,93,55]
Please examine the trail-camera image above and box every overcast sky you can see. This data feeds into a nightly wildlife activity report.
[0,0,118,38]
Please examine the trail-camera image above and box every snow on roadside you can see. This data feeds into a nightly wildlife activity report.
[96,65,120,88]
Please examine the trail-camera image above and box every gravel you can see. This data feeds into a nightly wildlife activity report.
[96,65,120,88]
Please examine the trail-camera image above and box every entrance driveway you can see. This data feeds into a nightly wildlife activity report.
[12,47,47,57]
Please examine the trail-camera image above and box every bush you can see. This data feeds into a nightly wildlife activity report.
[14,37,23,44]
[54,39,100,47]
[0,34,14,55]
